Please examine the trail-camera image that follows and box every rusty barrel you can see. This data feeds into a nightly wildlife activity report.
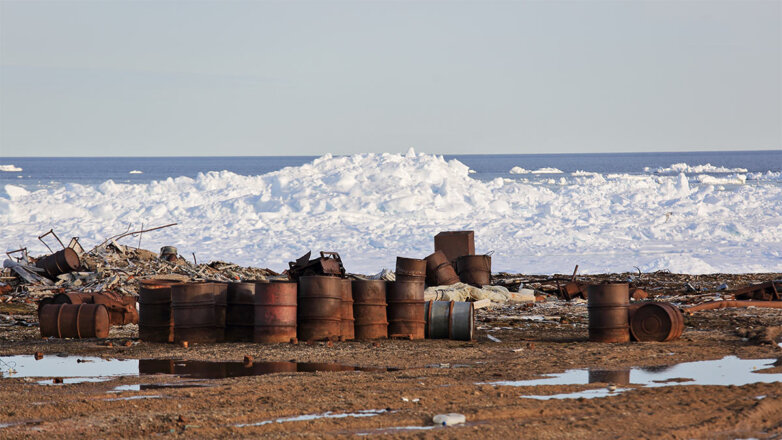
[424,251,460,286]
[386,280,425,340]
[297,276,342,341]
[138,280,179,342]
[226,282,258,342]
[39,303,109,339]
[629,302,684,342]
[171,282,222,343]
[587,283,630,343]
[352,280,388,340]
[395,257,426,283]
[341,279,355,340]
[254,281,297,343]
[213,282,228,342]
[54,291,138,326]
[455,255,491,287]
[35,248,81,278]
[425,300,475,341]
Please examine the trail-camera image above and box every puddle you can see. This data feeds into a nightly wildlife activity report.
[112,382,211,392]
[104,395,162,402]
[521,387,632,400]
[484,356,782,399]
[0,356,393,383]
[235,409,392,427]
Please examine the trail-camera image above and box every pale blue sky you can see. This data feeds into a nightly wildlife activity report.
[1,0,779,157]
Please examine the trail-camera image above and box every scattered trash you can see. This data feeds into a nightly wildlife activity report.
[159,246,178,262]
[432,413,466,426]
[486,334,501,343]
[287,251,345,281]
[733,280,781,301]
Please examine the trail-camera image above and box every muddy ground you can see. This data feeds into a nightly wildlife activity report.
[1,272,781,439]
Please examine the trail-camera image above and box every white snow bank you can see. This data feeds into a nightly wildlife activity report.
[697,174,746,185]
[0,165,23,172]
[1,151,781,274]
[509,166,530,174]
[646,163,748,174]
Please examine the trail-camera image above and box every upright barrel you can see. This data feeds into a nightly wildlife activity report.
[455,255,491,287]
[424,300,474,341]
[138,279,180,342]
[587,283,630,343]
[172,282,220,343]
[298,276,342,341]
[340,279,355,340]
[254,281,297,343]
[386,280,425,339]
[629,302,684,342]
[226,282,257,342]
[395,257,426,283]
[39,303,109,339]
[213,282,228,342]
[352,280,388,340]
[424,251,460,286]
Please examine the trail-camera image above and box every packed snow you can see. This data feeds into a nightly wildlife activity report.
[1,151,781,274]
[0,165,23,172]
[646,163,748,174]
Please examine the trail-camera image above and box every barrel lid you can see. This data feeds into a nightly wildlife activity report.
[93,304,110,339]
[62,248,81,271]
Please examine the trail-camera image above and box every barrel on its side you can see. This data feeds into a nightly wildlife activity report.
[629,302,684,342]
[455,255,491,287]
[424,300,474,341]
[54,291,138,326]
[587,283,630,343]
[424,251,460,286]
[340,279,354,340]
[298,276,342,341]
[138,280,180,342]
[172,283,219,343]
[226,282,257,342]
[35,248,81,278]
[386,280,425,340]
[395,257,426,283]
[254,281,297,343]
[352,280,388,340]
[39,303,109,339]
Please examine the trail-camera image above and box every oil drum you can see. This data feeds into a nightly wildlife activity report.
[254,281,297,343]
[424,251,460,286]
[587,283,630,343]
[297,276,342,341]
[226,282,258,342]
[340,279,355,340]
[35,248,81,278]
[171,282,221,343]
[39,303,109,339]
[425,300,474,341]
[351,279,388,340]
[386,280,425,339]
[395,257,426,283]
[455,255,491,287]
[629,302,684,342]
[138,279,180,342]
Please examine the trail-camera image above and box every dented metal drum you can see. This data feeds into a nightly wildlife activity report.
[254,281,297,343]
[630,302,684,342]
[39,303,109,339]
[587,283,630,343]
[424,301,474,341]
[351,280,388,340]
[455,255,491,287]
[35,248,81,279]
[340,279,355,340]
[424,251,460,286]
[386,280,425,340]
[297,276,342,341]
[395,257,426,283]
[172,283,221,343]
[225,282,258,342]
[138,279,180,342]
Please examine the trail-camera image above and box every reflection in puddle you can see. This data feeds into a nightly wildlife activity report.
[0,356,393,383]
[235,409,392,427]
[485,356,782,399]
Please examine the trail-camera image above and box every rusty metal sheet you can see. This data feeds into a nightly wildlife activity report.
[288,251,346,280]
[734,281,781,301]
[434,231,475,264]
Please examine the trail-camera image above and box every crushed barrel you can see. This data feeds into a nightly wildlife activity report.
[39,303,109,339]
[254,281,297,343]
[297,276,342,341]
[351,279,388,340]
[386,280,425,340]
[424,251,460,286]
[587,283,630,343]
